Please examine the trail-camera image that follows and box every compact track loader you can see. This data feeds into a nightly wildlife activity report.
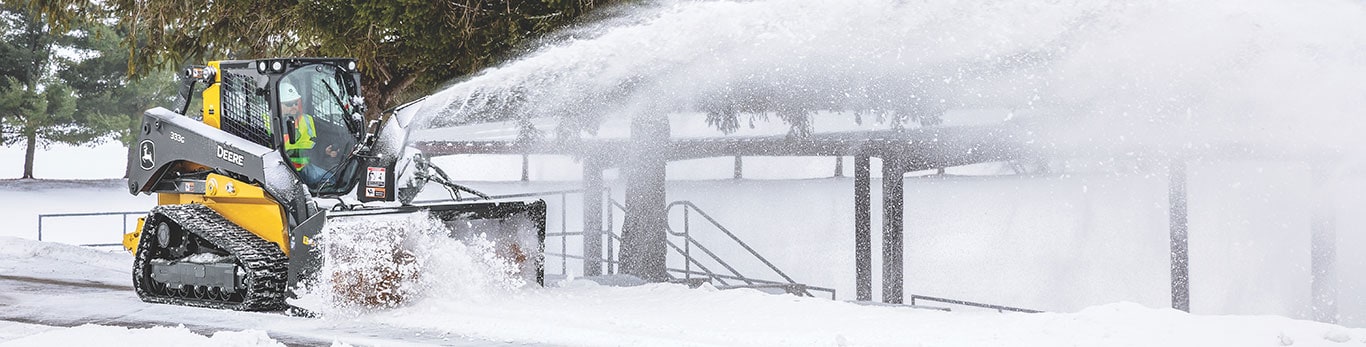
[122,58,545,311]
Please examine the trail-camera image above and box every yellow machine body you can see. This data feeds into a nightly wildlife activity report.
[123,173,290,256]
[201,61,223,129]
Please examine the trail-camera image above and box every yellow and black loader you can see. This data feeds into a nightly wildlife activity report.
[122,58,544,311]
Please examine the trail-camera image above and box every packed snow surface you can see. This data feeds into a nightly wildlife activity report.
[3,232,1366,346]
[0,324,287,347]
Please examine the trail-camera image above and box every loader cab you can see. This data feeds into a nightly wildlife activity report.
[178,58,368,196]
[271,61,364,194]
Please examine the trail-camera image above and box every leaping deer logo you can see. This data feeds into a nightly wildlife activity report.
[139,141,154,170]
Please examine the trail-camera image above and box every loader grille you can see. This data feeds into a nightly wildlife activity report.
[220,72,273,148]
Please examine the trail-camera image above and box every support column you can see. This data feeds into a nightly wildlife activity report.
[734,156,743,179]
[854,154,872,301]
[882,156,905,304]
[583,156,605,276]
[521,153,530,181]
[1310,163,1338,323]
[835,156,845,178]
[621,115,670,281]
[1169,159,1190,312]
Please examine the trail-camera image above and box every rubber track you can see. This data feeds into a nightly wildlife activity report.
[132,204,289,311]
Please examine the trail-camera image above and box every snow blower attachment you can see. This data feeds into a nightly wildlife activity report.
[121,58,544,311]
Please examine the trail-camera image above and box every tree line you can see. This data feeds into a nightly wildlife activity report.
[1,0,622,178]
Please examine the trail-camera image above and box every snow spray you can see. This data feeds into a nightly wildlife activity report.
[291,212,526,316]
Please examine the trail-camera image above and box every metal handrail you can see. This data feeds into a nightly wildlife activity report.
[666,201,810,295]
[37,211,147,246]
[664,215,756,286]
[909,294,1042,313]
[545,252,622,265]
[412,188,588,204]
[669,269,837,300]
[606,198,748,285]
[433,188,590,276]
[606,199,742,287]
[425,187,828,298]
[607,198,828,297]
[660,232,732,286]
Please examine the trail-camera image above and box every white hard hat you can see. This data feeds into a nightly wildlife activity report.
[279,82,301,103]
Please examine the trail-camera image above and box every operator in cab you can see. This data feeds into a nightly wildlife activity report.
[279,82,342,188]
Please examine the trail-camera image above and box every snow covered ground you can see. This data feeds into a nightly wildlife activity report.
[4,232,1366,347]
[5,153,1366,345]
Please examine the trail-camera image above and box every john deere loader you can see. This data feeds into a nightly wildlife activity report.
[122,57,545,311]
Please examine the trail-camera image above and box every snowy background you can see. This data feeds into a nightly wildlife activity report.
[6,0,1366,345]
[4,137,1366,346]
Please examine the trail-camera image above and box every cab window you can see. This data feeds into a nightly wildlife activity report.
[277,64,359,193]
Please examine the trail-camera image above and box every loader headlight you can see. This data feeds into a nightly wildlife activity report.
[183,66,216,82]
[347,61,356,71]
[272,61,284,72]
[257,61,267,73]
[200,66,216,82]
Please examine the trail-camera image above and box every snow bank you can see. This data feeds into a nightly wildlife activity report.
[0,235,130,283]
[360,279,1366,347]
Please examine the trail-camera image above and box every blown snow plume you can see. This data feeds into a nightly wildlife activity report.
[293,213,527,315]
[402,0,1366,150]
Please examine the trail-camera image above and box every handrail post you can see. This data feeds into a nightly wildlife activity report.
[606,194,616,275]
[561,192,568,276]
[37,215,43,241]
[684,206,691,279]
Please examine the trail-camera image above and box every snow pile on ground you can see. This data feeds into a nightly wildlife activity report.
[338,277,1366,347]
[0,324,287,347]
[0,236,129,284]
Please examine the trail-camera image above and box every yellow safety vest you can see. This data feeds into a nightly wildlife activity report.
[284,114,316,170]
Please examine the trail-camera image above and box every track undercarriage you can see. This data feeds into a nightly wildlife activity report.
[132,204,289,311]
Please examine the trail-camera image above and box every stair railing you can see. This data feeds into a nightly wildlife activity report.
[662,201,834,298]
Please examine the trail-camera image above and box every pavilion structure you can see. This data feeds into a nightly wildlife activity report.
[414,120,1342,322]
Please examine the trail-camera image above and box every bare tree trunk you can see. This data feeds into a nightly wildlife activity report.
[22,130,37,179]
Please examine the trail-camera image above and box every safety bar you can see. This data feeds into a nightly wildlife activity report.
[37,211,146,247]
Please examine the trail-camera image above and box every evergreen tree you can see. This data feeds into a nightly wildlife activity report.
[35,0,625,118]
[0,3,168,178]
[56,22,178,146]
